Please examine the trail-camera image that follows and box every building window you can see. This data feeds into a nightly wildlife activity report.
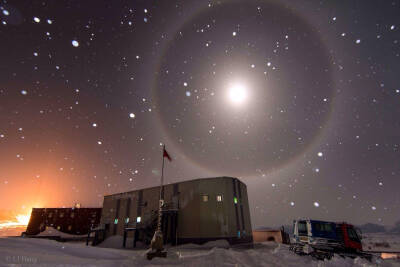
[57,226,61,230]
[234,197,238,204]
[70,213,75,218]
[59,213,64,218]
[216,195,223,202]
[48,213,53,218]
[136,217,141,223]
[114,218,118,224]
[125,218,130,224]
[202,195,209,202]
[68,225,72,231]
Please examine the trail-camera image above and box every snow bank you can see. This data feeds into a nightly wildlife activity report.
[36,226,87,238]
[0,237,398,266]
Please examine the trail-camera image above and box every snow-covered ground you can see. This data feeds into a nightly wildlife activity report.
[363,233,400,252]
[0,237,399,266]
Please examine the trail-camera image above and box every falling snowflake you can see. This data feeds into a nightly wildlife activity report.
[71,40,79,47]
[97,141,102,145]
[129,113,135,118]
[317,152,323,157]
[183,82,188,87]
[33,17,40,23]
[355,39,361,44]
[390,25,395,30]
[290,202,295,206]
[2,10,9,16]
[21,90,27,95]
[185,91,191,97]
[313,202,320,207]
[92,123,97,127]
[47,19,52,24]
[371,206,376,210]
[232,31,237,36]
[33,52,38,56]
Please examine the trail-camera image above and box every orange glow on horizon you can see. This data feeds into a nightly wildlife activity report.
[0,211,32,230]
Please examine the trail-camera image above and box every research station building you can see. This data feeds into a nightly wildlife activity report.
[99,177,253,245]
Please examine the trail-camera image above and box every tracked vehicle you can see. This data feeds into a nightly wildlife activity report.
[290,219,372,260]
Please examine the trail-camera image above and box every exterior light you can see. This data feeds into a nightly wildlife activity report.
[136,217,141,223]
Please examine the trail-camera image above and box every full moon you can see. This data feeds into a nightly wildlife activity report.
[228,83,247,104]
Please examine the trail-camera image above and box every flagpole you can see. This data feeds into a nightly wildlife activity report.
[147,144,168,260]
[157,145,165,232]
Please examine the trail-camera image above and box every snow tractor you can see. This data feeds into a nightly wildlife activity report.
[290,219,372,260]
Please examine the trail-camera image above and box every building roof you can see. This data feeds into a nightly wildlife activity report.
[103,176,245,197]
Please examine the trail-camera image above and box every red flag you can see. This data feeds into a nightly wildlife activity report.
[163,147,172,161]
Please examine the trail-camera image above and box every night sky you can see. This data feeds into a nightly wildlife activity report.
[0,0,399,228]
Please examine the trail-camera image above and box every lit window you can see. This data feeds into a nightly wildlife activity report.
[125,218,130,223]
[202,195,209,202]
[234,197,238,204]
[216,195,223,202]
[57,226,61,230]
[114,218,118,224]
[136,217,141,223]
[68,225,72,231]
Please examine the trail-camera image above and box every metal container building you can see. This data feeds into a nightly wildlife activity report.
[99,177,252,245]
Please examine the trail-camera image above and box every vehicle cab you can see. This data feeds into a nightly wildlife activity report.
[336,223,363,252]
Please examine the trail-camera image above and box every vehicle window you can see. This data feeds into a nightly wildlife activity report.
[347,228,360,242]
[298,221,308,235]
[314,222,333,232]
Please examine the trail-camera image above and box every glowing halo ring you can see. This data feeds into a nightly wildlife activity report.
[150,0,338,176]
